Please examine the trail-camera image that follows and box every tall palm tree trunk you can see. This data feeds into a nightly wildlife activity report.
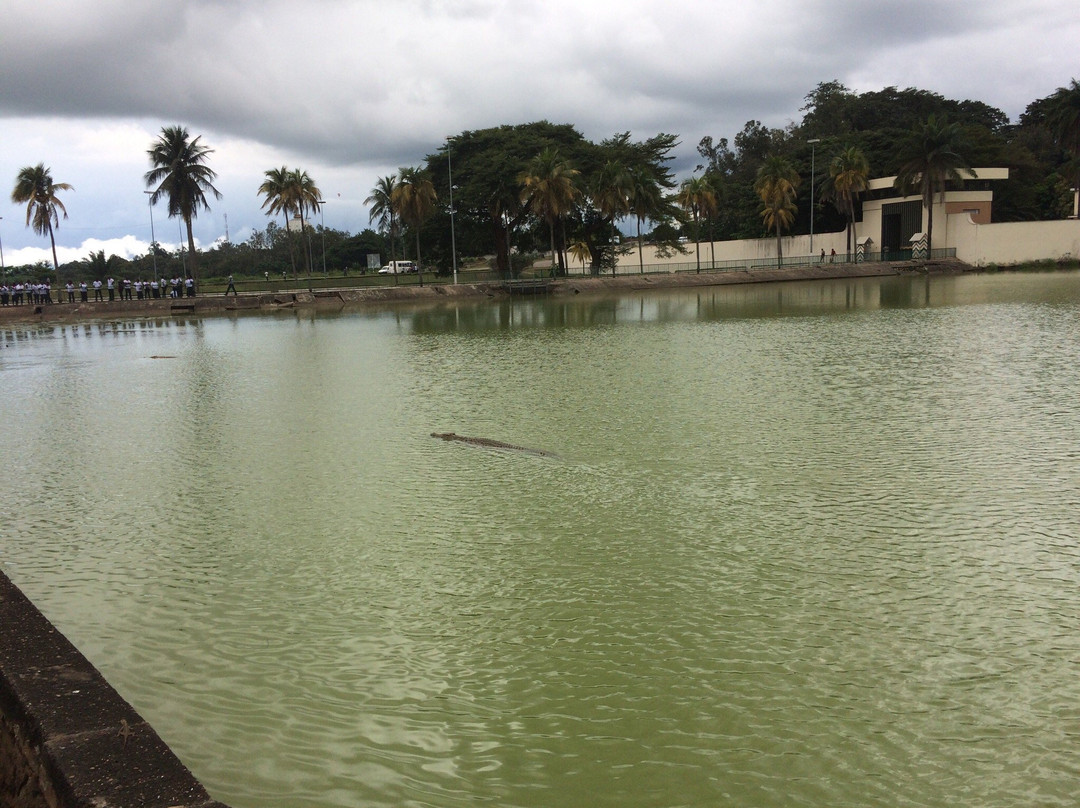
[299,210,313,282]
[185,217,198,282]
[548,220,557,276]
[693,211,701,273]
[709,221,716,270]
[415,231,424,287]
[558,218,568,276]
[48,224,60,274]
[925,202,934,258]
[282,211,297,278]
[637,219,644,274]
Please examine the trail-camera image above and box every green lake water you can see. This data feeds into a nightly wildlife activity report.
[2,271,1079,808]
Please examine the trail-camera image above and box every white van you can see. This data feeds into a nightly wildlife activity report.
[378,260,417,274]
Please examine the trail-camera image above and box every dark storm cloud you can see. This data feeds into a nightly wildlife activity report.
[1,0,1077,256]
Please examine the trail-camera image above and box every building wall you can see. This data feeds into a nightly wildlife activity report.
[615,167,1078,270]
[950,215,1080,266]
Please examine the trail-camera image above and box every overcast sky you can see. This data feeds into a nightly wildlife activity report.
[2,0,1077,266]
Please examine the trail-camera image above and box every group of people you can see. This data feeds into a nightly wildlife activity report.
[0,277,196,306]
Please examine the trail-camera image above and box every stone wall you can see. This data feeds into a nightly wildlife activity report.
[0,569,230,808]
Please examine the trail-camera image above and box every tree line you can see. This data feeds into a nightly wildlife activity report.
[8,78,1080,279]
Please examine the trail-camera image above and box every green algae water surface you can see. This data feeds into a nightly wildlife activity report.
[2,271,1079,808]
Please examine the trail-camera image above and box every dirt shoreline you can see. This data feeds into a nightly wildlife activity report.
[0,259,966,326]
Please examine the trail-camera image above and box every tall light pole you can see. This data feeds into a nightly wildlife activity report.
[317,200,327,275]
[143,191,157,280]
[808,138,821,257]
[0,216,5,275]
[447,138,458,285]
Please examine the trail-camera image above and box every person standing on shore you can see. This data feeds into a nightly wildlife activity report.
[79,281,88,302]
[225,274,237,296]
[93,280,103,301]
[107,277,115,302]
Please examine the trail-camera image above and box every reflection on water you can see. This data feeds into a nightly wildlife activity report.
[2,271,1080,808]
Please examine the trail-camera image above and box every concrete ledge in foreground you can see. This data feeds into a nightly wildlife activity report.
[0,569,229,808]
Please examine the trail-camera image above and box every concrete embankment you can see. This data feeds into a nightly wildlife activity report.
[0,260,966,325]
[0,569,229,808]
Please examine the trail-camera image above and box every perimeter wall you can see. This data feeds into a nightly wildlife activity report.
[948,215,1080,266]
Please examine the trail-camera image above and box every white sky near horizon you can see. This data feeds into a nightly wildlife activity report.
[1,0,1077,267]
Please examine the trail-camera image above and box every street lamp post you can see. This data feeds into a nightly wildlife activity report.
[447,138,458,285]
[808,139,820,257]
[143,191,157,280]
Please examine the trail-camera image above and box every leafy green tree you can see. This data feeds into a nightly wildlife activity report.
[519,147,580,275]
[820,146,870,257]
[676,175,718,272]
[82,249,119,281]
[145,125,221,282]
[894,116,974,257]
[392,167,437,285]
[755,156,800,267]
[583,159,632,275]
[11,163,73,273]
[424,122,588,275]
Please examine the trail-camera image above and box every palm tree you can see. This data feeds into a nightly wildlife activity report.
[258,166,298,278]
[287,168,322,280]
[366,174,400,282]
[894,116,974,258]
[567,240,592,275]
[821,147,870,258]
[1044,78,1080,191]
[144,125,221,283]
[392,167,437,286]
[11,163,73,273]
[676,175,717,272]
[627,166,665,274]
[519,147,580,276]
[755,156,800,267]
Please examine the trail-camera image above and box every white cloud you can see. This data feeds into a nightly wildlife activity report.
[3,235,186,271]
